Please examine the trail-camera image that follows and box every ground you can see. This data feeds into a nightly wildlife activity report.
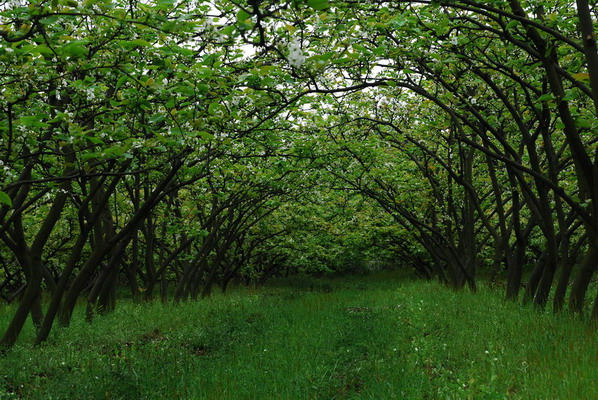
[1,271,596,399]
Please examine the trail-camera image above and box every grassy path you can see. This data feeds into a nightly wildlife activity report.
[1,272,597,399]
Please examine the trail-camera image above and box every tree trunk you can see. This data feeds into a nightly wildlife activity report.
[569,241,598,313]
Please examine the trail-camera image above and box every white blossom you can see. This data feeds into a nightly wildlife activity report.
[287,38,305,68]
[4,0,27,7]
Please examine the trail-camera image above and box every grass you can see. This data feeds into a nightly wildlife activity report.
[1,271,597,399]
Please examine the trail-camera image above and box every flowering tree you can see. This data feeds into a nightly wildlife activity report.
[3,0,598,347]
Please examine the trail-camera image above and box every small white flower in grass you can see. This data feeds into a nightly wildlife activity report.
[471,97,477,105]
[451,36,458,45]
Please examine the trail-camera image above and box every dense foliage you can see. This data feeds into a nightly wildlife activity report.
[2,0,598,346]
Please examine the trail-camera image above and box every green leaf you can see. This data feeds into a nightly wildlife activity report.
[170,127,187,136]
[19,116,51,128]
[307,0,329,10]
[119,39,152,49]
[196,67,213,79]
[174,83,195,96]
[221,26,235,36]
[372,46,387,56]
[138,98,152,110]
[197,83,210,94]
[40,15,60,25]
[236,9,251,23]
[572,72,590,83]
[131,39,151,47]
[33,44,54,57]
[576,118,593,129]
[104,145,126,158]
[63,40,89,58]
[505,20,519,30]
[81,152,102,161]
[208,102,220,114]
[149,113,166,124]
[332,57,353,64]
[197,131,214,140]
[538,93,555,102]
[48,114,66,124]
[0,191,11,207]
[320,51,335,62]
[563,89,577,102]
[116,75,129,90]
[85,136,104,145]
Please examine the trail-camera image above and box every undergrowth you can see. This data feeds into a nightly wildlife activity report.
[0,271,596,399]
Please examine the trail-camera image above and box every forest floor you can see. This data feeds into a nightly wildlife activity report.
[1,271,597,399]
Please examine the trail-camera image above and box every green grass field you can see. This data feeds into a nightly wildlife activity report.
[1,272,597,399]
